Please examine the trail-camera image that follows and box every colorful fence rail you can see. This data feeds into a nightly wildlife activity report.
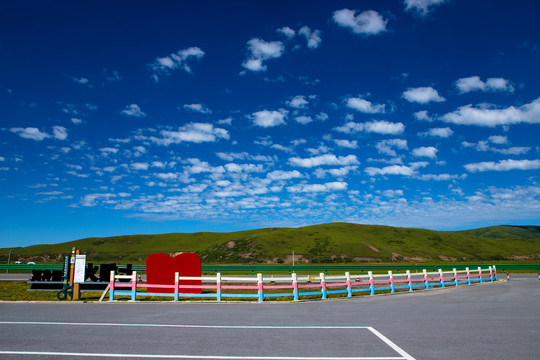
[108,265,497,302]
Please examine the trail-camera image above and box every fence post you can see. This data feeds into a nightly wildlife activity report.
[320,273,327,299]
[453,268,458,287]
[465,267,471,285]
[131,271,137,301]
[345,272,352,298]
[493,265,497,281]
[216,273,221,302]
[438,269,445,288]
[488,266,494,282]
[174,272,179,301]
[109,270,115,301]
[292,273,299,301]
[406,270,412,292]
[388,271,395,294]
[478,267,483,283]
[257,273,263,302]
[368,271,374,295]
[423,269,429,290]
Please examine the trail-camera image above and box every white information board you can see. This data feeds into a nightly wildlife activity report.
[74,255,86,283]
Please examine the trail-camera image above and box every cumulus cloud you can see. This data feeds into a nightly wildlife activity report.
[298,26,322,49]
[242,38,285,72]
[402,87,445,104]
[267,170,303,181]
[277,26,296,39]
[287,95,309,109]
[295,116,313,124]
[10,126,68,141]
[332,9,387,35]
[333,139,359,149]
[250,109,287,127]
[404,0,447,16]
[148,123,229,145]
[121,104,147,118]
[412,146,438,158]
[288,154,359,168]
[413,110,432,121]
[376,139,408,156]
[183,103,212,114]
[418,127,454,138]
[365,162,427,176]
[465,159,540,172]
[455,76,514,94]
[149,47,205,81]
[346,97,385,113]
[335,121,405,135]
[442,97,540,127]
[287,181,348,193]
[462,139,531,155]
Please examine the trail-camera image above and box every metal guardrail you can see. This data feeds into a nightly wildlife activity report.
[1,263,538,272]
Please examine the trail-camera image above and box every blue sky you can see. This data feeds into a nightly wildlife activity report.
[1,0,540,248]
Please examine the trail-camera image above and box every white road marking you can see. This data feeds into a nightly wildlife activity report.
[0,351,406,359]
[367,327,416,360]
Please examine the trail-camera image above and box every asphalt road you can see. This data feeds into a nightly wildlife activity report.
[0,274,538,359]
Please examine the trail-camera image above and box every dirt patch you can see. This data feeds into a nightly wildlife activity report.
[353,257,382,262]
[226,241,236,249]
[363,242,381,253]
[169,252,184,257]
[437,255,458,261]
[508,254,540,260]
[283,254,311,264]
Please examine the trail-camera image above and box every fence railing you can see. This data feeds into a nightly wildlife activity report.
[108,266,497,302]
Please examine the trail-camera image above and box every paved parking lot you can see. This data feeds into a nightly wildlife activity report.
[0,274,538,359]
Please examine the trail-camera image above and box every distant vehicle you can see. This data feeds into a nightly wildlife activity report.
[14,261,22,264]
[27,262,36,265]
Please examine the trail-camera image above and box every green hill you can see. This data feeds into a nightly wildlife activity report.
[457,225,540,239]
[1,222,539,264]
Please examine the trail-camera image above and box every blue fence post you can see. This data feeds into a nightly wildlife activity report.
[493,265,497,281]
[388,271,395,294]
[423,269,429,290]
[346,272,352,298]
[109,270,115,301]
[453,268,458,287]
[368,271,374,295]
[216,273,222,302]
[478,267,483,283]
[131,271,137,301]
[466,267,471,285]
[320,273,327,299]
[438,269,445,288]
[174,272,179,301]
[406,270,413,292]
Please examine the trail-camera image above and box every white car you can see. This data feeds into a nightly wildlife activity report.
[27,262,36,265]
[14,261,22,264]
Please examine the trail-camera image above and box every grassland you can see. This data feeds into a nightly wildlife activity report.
[1,222,539,265]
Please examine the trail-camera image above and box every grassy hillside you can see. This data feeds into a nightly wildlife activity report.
[1,222,539,264]
[457,225,540,239]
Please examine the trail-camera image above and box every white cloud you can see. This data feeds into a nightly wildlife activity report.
[250,109,287,127]
[455,76,514,94]
[365,162,427,176]
[315,166,358,178]
[295,116,313,124]
[81,193,117,207]
[404,0,447,16]
[376,139,408,156]
[267,170,303,181]
[52,126,68,140]
[332,9,387,35]
[462,140,531,155]
[149,47,205,81]
[287,95,309,109]
[333,139,358,149]
[183,103,212,114]
[287,181,348,193]
[465,159,540,172]
[242,38,285,72]
[288,154,359,168]
[346,97,385,113]
[418,127,454,138]
[488,135,508,144]
[412,146,438,158]
[131,162,149,171]
[418,173,466,181]
[121,104,147,118]
[413,110,432,121]
[298,26,322,49]
[316,112,329,121]
[148,123,229,145]
[277,26,296,39]
[73,77,89,85]
[442,97,540,127]
[71,117,83,125]
[217,117,233,125]
[402,87,445,104]
[335,120,405,135]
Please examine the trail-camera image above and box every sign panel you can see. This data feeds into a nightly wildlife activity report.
[74,255,87,283]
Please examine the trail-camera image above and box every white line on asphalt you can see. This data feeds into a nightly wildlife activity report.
[367,327,416,360]
[0,351,406,360]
